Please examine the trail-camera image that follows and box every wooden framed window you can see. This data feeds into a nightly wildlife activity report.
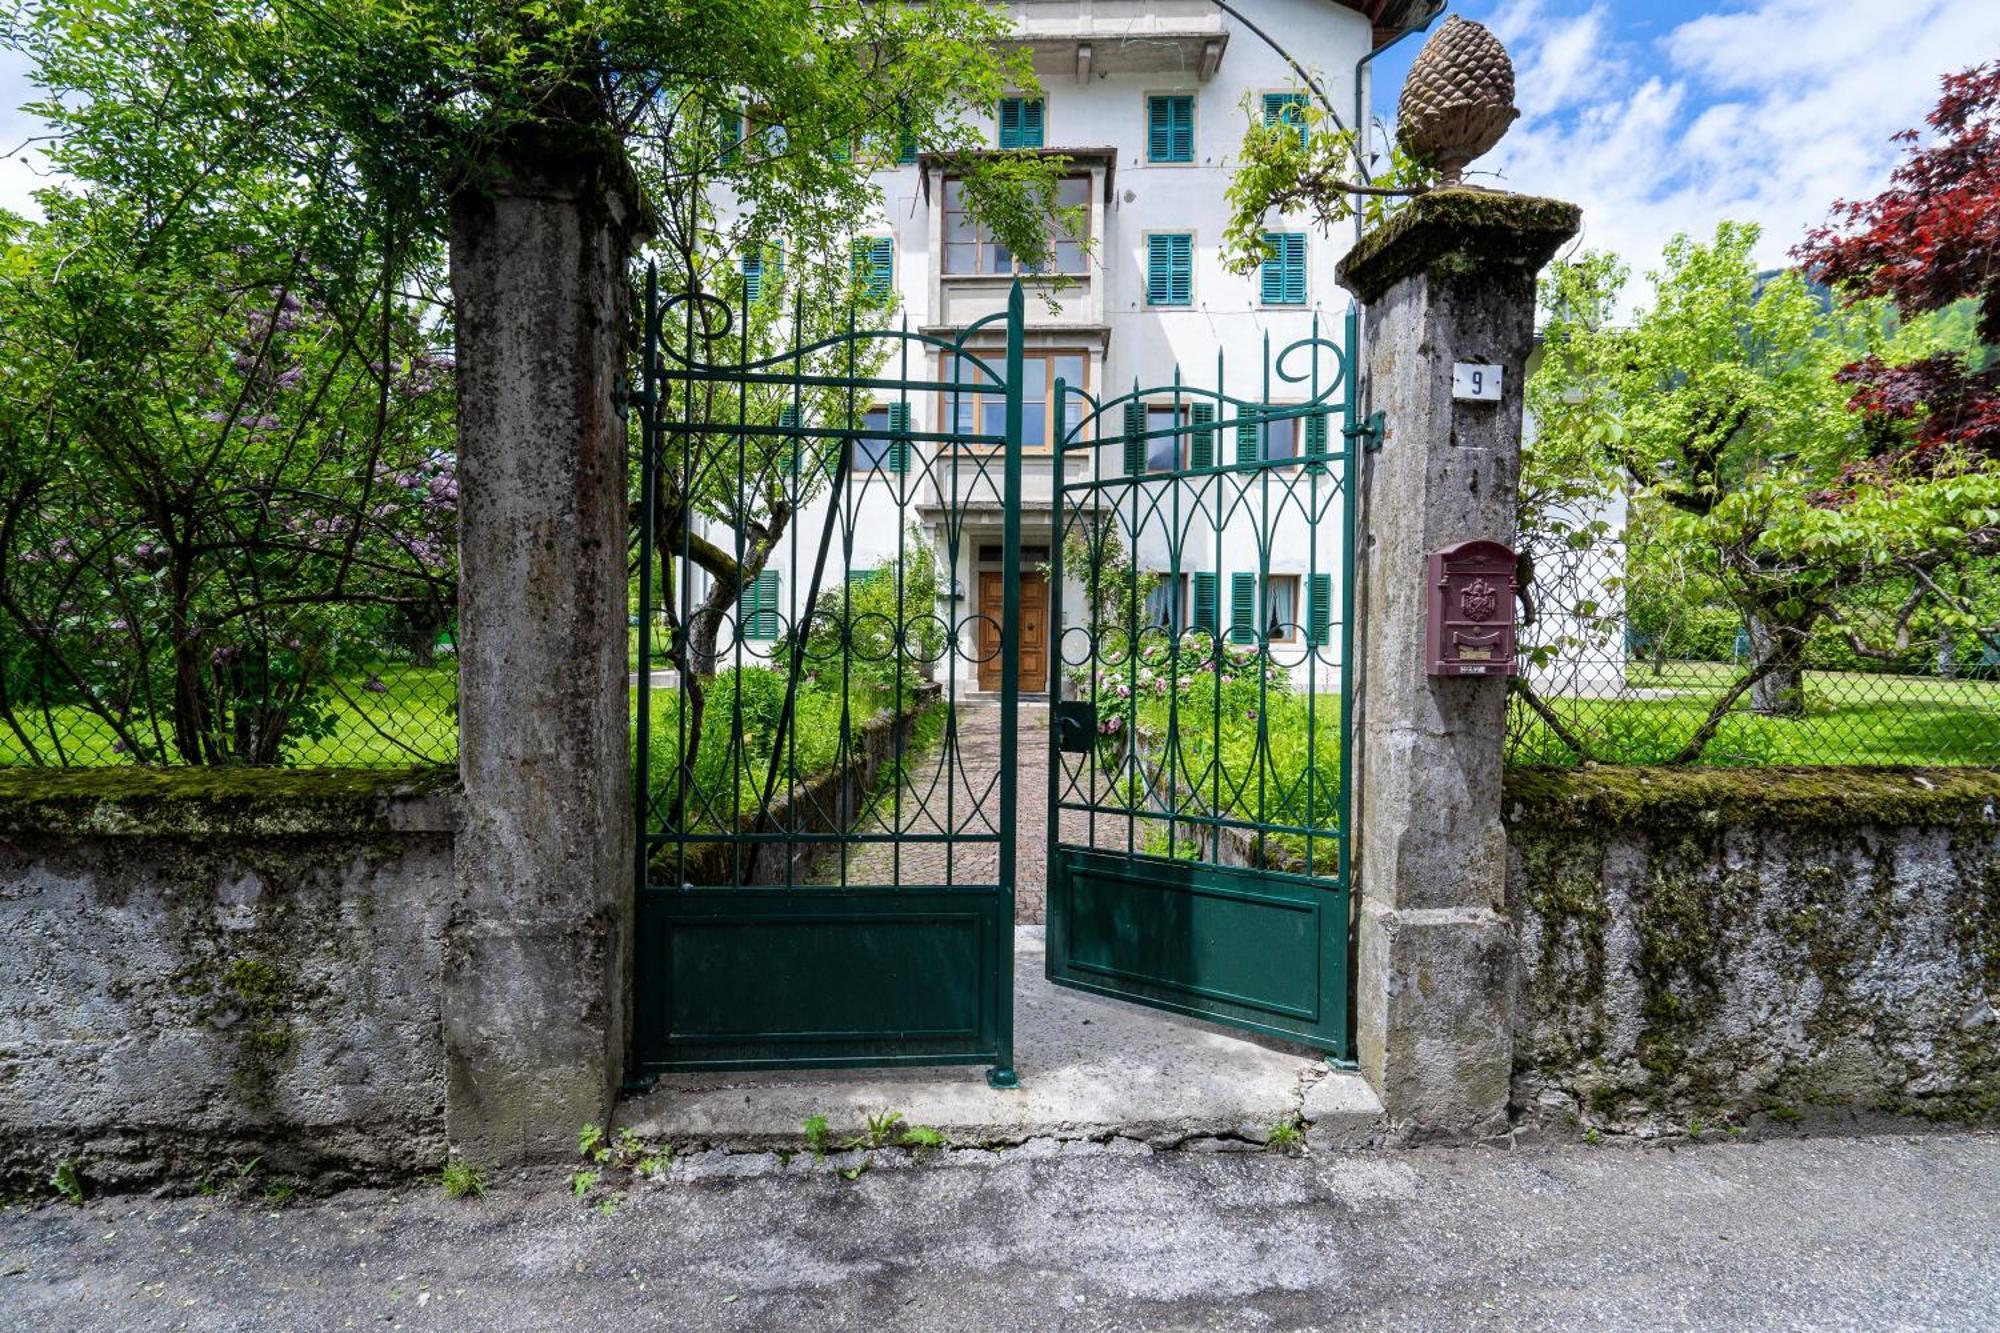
[1233,411,1300,466]
[1262,92,1309,148]
[852,237,894,301]
[1147,95,1194,163]
[1264,574,1301,642]
[943,176,1089,275]
[855,404,911,473]
[998,97,1046,149]
[1260,232,1306,305]
[940,350,1087,453]
[1146,233,1193,306]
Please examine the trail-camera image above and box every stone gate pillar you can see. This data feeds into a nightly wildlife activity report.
[1336,188,1579,1139]
[445,156,637,1163]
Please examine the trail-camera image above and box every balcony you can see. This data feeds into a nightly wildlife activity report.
[1004,0,1230,81]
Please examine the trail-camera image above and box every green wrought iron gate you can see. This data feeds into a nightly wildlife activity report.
[1045,315,1363,1059]
[632,269,1025,1084]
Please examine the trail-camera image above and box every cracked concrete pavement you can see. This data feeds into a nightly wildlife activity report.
[3,1131,1996,1331]
[625,928,1382,1151]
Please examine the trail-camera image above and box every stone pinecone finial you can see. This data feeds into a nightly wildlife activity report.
[1395,15,1520,188]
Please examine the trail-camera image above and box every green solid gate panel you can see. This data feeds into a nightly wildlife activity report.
[1045,310,1362,1060]
[632,267,1027,1083]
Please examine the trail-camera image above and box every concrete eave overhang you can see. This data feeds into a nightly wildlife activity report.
[917,147,1118,203]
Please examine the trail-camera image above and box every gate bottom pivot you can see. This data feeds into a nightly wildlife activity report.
[986,1065,1020,1090]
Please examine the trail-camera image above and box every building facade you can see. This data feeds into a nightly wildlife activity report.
[691,0,1400,695]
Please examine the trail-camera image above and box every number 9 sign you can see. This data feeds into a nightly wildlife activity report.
[1452,362,1504,402]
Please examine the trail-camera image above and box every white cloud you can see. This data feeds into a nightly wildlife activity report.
[1468,0,2000,304]
[0,47,51,219]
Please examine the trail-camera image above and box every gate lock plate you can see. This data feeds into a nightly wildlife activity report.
[1054,700,1096,754]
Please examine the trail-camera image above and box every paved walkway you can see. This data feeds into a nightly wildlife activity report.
[5,1132,1995,1330]
[817,699,1140,921]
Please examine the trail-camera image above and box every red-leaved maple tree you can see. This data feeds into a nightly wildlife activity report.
[1797,61,2000,462]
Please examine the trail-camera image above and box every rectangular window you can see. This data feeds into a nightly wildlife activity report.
[943,176,1089,275]
[744,570,780,639]
[998,97,1046,149]
[1264,575,1300,642]
[856,404,911,473]
[1263,416,1299,465]
[1307,573,1333,647]
[1146,233,1192,306]
[1145,575,1182,631]
[853,237,894,301]
[1260,232,1306,305]
[1229,572,1257,644]
[941,350,1085,453]
[1263,92,1309,148]
[1147,95,1194,163]
[1146,405,1183,472]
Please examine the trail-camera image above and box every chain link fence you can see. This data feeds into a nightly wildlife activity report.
[1509,502,2000,767]
[0,633,458,769]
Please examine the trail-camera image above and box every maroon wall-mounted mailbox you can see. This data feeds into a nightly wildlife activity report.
[1426,539,1518,677]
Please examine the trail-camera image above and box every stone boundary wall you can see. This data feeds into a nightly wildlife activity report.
[0,768,459,1191]
[1505,767,2000,1136]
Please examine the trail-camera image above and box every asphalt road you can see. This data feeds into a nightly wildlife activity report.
[3,1131,1996,1331]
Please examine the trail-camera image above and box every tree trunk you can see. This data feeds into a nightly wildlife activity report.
[1747,612,1809,716]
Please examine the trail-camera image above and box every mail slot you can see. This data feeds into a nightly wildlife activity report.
[1426,539,1518,677]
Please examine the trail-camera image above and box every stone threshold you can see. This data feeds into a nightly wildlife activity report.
[619,926,1384,1153]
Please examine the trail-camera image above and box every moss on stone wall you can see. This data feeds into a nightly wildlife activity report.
[1506,765,2000,831]
[0,765,458,838]
[1508,766,2000,1136]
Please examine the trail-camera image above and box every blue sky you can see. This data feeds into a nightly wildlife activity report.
[5,0,1999,294]
[1362,0,2000,289]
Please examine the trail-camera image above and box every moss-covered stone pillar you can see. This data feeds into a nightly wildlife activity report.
[1336,188,1579,1139]
[445,143,638,1164]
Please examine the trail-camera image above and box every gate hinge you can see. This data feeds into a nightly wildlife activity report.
[1343,411,1385,452]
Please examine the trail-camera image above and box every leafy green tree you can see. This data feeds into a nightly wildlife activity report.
[1525,222,2000,752]
[0,201,454,763]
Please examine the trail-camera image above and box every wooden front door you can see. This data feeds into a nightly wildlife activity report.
[978,571,1048,693]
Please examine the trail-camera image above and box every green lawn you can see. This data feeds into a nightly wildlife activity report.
[0,665,458,768]
[1512,659,2000,766]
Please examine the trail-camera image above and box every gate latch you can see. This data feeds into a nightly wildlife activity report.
[1054,700,1096,754]
[1343,410,1385,452]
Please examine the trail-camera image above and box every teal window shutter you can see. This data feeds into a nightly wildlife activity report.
[1189,402,1215,468]
[1260,232,1305,304]
[741,251,763,303]
[887,402,911,473]
[1307,574,1332,647]
[1229,573,1256,644]
[719,105,744,165]
[769,241,784,285]
[745,570,779,639]
[1235,412,1260,464]
[1147,234,1192,306]
[1262,92,1308,148]
[999,97,1045,149]
[1303,412,1329,472]
[1192,572,1218,634]
[1122,401,1145,475]
[1147,95,1193,163]
[896,120,919,164]
[853,237,893,301]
